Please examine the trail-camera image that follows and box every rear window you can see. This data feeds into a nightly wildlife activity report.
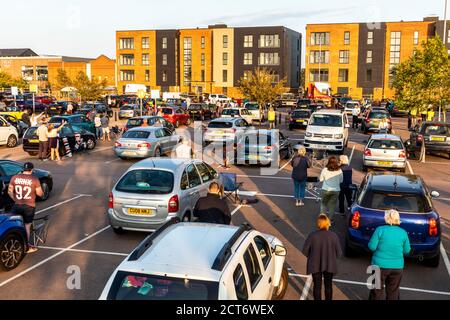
[424,125,450,136]
[24,127,37,138]
[368,139,403,150]
[121,106,135,111]
[123,131,151,139]
[49,117,65,124]
[369,112,389,119]
[208,121,233,129]
[127,119,143,127]
[222,109,240,117]
[361,192,432,213]
[292,111,310,118]
[161,108,173,115]
[297,99,310,105]
[116,170,174,194]
[245,104,259,111]
[107,272,219,300]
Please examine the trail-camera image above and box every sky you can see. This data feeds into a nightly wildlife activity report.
[0,0,446,66]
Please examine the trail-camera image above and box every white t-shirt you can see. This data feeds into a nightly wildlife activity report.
[94,117,102,127]
[320,168,344,192]
[37,125,48,142]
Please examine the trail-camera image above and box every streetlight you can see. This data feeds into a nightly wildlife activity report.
[444,0,448,45]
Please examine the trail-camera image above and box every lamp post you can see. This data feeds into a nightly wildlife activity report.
[444,0,448,45]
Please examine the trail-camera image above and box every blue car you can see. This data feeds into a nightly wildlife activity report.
[0,215,27,271]
[345,173,441,268]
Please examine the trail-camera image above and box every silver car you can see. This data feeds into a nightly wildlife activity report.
[114,127,180,159]
[108,158,221,234]
[119,104,141,119]
[363,134,407,172]
[204,118,254,144]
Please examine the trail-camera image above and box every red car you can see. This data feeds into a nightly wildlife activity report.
[35,96,56,105]
[158,107,191,128]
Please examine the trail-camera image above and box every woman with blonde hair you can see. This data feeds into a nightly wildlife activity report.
[47,122,66,162]
[368,209,411,300]
[291,146,311,207]
[302,214,342,300]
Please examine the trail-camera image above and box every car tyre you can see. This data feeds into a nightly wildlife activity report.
[175,120,180,128]
[423,254,440,268]
[112,227,126,235]
[288,125,293,131]
[362,165,368,172]
[86,138,96,150]
[154,147,162,157]
[0,233,26,271]
[272,266,289,300]
[28,152,38,157]
[38,181,50,201]
[344,238,357,258]
[6,135,17,148]
[182,213,191,222]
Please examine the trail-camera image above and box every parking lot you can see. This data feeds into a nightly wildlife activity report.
[0,113,449,300]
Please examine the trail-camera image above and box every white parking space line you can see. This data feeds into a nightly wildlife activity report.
[407,161,414,175]
[35,194,93,216]
[349,146,356,165]
[104,158,121,164]
[436,198,450,203]
[279,155,295,172]
[289,273,450,297]
[88,146,113,154]
[230,205,243,216]
[238,191,317,200]
[38,246,128,257]
[237,175,291,181]
[0,226,110,288]
[441,244,450,281]
[300,276,312,300]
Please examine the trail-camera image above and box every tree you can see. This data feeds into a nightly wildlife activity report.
[72,71,107,102]
[54,68,73,90]
[0,71,28,90]
[238,68,287,121]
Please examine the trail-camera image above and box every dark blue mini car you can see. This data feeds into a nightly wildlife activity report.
[0,214,27,271]
[345,173,441,268]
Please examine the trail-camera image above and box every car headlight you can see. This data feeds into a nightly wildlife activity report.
[334,134,344,139]
[306,132,313,138]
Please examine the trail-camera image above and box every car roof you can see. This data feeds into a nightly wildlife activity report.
[129,158,193,173]
[368,173,425,193]
[314,109,342,115]
[127,126,161,133]
[118,223,243,282]
[211,117,240,123]
[370,134,402,141]
[129,116,160,120]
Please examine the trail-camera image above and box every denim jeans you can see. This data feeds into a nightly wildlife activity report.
[96,127,103,139]
[320,191,339,218]
[293,180,307,200]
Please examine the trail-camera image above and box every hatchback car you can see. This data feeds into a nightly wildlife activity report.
[108,158,221,234]
[158,107,191,128]
[409,122,450,158]
[346,173,441,267]
[244,102,265,123]
[187,103,214,121]
[344,100,361,115]
[204,118,254,145]
[363,134,407,172]
[119,105,141,119]
[2,114,28,137]
[221,108,254,124]
[0,215,27,271]
[49,115,95,136]
[100,220,289,300]
[0,116,19,148]
[288,109,312,130]
[114,127,180,160]
[124,116,174,133]
[361,110,392,134]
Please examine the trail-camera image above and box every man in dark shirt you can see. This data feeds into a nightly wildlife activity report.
[338,155,353,215]
[194,183,231,225]
[21,109,32,127]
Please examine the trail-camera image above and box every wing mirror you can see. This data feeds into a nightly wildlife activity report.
[431,191,440,199]
[274,245,287,257]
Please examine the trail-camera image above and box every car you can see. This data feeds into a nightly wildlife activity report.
[0,116,19,148]
[99,220,289,300]
[344,100,361,115]
[338,97,352,108]
[1,114,28,137]
[107,158,222,234]
[23,124,96,156]
[35,96,55,105]
[221,108,254,124]
[307,103,326,113]
[244,102,266,123]
[289,109,312,130]
[47,101,79,116]
[114,127,181,160]
[363,134,407,172]
[187,103,215,121]
[204,118,254,145]
[18,101,48,114]
[345,173,442,267]
[165,98,184,106]
[297,99,312,109]
[118,104,142,119]
[0,105,25,120]
[158,107,191,128]
[361,110,393,134]
[235,130,293,166]
[409,122,450,158]
[49,115,95,136]
[83,102,114,118]
[304,109,350,154]
[0,214,28,271]
[124,116,175,133]
[0,160,53,211]
[208,94,231,104]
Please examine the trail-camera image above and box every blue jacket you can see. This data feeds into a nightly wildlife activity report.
[291,156,310,182]
[368,225,411,269]
[340,165,353,189]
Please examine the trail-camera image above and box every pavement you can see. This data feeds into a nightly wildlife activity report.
[0,111,449,300]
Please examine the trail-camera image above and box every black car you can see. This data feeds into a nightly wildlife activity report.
[297,99,312,108]
[47,101,79,116]
[77,103,113,118]
[307,103,325,113]
[289,109,312,130]
[0,160,53,210]
[18,101,48,113]
[187,103,214,120]
[23,124,96,157]
[408,122,450,158]
[124,116,175,133]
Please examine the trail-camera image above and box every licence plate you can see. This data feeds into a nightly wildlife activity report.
[431,136,446,142]
[311,144,334,150]
[122,151,136,156]
[128,208,153,216]
[377,161,393,166]
[296,120,304,123]
[29,139,39,143]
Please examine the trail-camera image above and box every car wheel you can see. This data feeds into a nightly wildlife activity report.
[175,120,180,128]
[423,254,440,268]
[154,147,161,157]
[38,181,50,201]
[28,152,38,157]
[272,266,289,300]
[182,213,191,222]
[112,227,126,235]
[186,118,192,126]
[6,135,17,148]
[288,125,293,131]
[119,157,127,160]
[0,233,26,272]
[86,138,96,150]
[344,238,357,258]
[362,165,368,172]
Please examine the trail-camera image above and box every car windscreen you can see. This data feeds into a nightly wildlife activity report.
[368,139,403,150]
[222,109,240,117]
[292,111,310,118]
[48,117,65,124]
[107,272,219,300]
[369,112,389,119]
[424,125,450,136]
[116,170,174,195]
[346,103,358,108]
[245,104,259,111]
[24,127,38,138]
[161,108,173,115]
[122,131,151,139]
[127,119,143,127]
[310,114,342,127]
[208,121,233,129]
[361,192,431,213]
[297,100,310,105]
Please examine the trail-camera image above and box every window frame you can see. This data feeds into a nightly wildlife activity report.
[242,244,263,292]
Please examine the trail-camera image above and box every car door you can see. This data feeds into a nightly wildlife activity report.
[253,235,276,299]
[154,128,170,153]
[185,163,203,211]
[194,162,215,198]
[241,242,266,300]
[0,117,12,144]
[164,128,179,151]
[60,125,76,150]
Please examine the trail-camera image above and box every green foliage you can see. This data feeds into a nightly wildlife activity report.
[0,71,28,90]
[54,69,73,90]
[72,71,107,102]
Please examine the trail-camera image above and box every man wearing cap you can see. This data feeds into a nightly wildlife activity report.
[8,162,44,253]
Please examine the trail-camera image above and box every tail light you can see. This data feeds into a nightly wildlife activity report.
[137,142,151,149]
[108,192,114,209]
[429,219,438,237]
[399,151,406,159]
[114,142,122,148]
[364,149,372,157]
[351,211,361,229]
[417,134,424,142]
[168,195,179,213]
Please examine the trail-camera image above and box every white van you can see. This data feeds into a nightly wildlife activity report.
[208,94,231,104]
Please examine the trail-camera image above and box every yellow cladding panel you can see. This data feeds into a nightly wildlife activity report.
[212,28,234,88]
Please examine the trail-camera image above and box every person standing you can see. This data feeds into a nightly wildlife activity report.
[378,117,389,133]
[338,155,353,215]
[368,209,411,300]
[268,106,276,129]
[194,182,231,225]
[352,105,361,129]
[101,114,111,142]
[47,123,65,162]
[67,102,73,115]
[37,120,49,161]
[291,146,311,207]
[302,214,342,300]
[94,113,102,140]
[319,157,343,222]
[21,109,31,128]
[8,162,44,253]
[407,111,412,130]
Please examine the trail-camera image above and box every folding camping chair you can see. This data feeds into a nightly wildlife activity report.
[220,173,244,204]
[30,215,50,247]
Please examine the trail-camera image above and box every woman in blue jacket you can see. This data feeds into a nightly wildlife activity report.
[291,146,311,207]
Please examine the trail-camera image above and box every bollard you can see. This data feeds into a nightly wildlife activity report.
[115,110,118,122]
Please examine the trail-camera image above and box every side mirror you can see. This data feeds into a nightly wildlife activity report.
[431,191,440,199]
[274,245,287,257]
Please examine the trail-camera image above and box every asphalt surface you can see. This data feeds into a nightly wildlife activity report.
[0,111,449,300]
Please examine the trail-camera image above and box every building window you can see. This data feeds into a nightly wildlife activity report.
[201,36,205,49]
[201,70,205,82]
[271,73,280,83]
[244,53,253,65]
[162,71,167,82]
[310,32,330,46]
[243,70,252,80]
[162,54,168,65]
[367,31,374,45]
[244,35,253,48]
[413,31,419,45]
[366,50,373,64]
[162,37,168,49]
[366,69,372,82]
[223,70,228,82]
[119,38,134,49]
[183,37,192,85]
[119,54,134,66]
[21,66,33,81]
[142,37,149,49]
[389,31,401,84]
[145,70,150,82]
[259,52,280,66]
[201,53,205,66]
[338,69,349,82]
[36,66,48,81]
[309,69,329,82]
[259,35,280,48]
[120,70,135,81]
[344,32,350,45]
[223,53,228,65]
[223,35,228,48]
[309,51,329,64]
[339,50,349,64]
[142,54,149,65]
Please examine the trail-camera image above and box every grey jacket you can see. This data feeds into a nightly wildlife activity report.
[302,230,342,275]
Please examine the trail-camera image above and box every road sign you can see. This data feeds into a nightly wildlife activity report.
[29,84,38,93]
[137,89,146,99]
[11,87,18,96]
